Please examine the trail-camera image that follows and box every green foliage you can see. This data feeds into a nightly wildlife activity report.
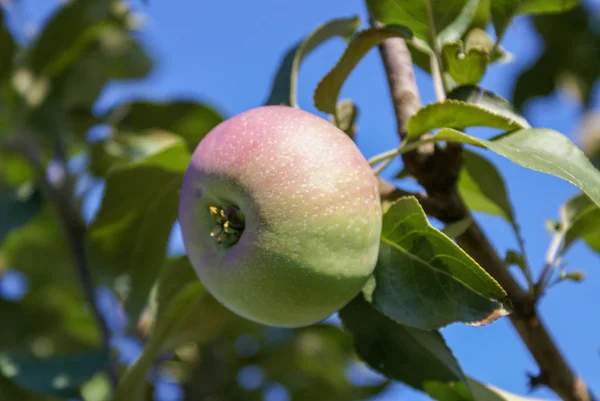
[0,0,598,400]
[425,128,600,209]
[559,193,600,254]
[513,5,600,109]
[266,17,359,107]
[491,0,579,42]
[339,296,468,392]
[104,100,225,151]
[87,140,191,322]
[406,87,529,141]
[442,42,487,85]
[0,349,109,398]
[0,210,100,352]
[459,150,515,223]
[314,25,412,115]
[369,197,509,329]
[366,0,478,45]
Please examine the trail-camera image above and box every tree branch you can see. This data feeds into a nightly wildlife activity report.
[368,11,596,401]
[3,136,120,388]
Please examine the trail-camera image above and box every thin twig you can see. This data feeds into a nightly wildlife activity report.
[367,6,595,401]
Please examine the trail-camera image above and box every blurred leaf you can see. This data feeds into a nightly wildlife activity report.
[115,277,206,401]
[0,375,59,401]
[442,42,487,85]
[366,0,478,45]
[578,111,600,169]
[559,192,600,254]
[339,296,468,392]
[22,0,152,138]
[107,100,224,151]
[314,25,412,114]
[89,130,184,177]
[87,140,190,322]
[331,99,359,140]
[513,6,599,109]
[458,149,515,222]
[0,209,99,352]
[407,86,529,141]
[436,128,600,209]
[441,216,473,238]
[368,197,510,330]
[0,348,109,398]
[0,9,16,83]
[0,185,42,243]
[265,16,359,107]
[28,0,111,75]
[491,0,579,41]
[81,373,112,401]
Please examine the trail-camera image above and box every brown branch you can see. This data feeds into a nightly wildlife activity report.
[369,12,595,401]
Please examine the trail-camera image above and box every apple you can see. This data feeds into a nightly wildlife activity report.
[178,105,382,327]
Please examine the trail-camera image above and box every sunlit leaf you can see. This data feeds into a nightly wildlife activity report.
[87,140,191,322]
[430,128,600,210]
[106,100,224,151]
[406,89,529,141]
[366,0,478,45]
[266,17,359,108]
[367,197,510,329]
[314,25,412,114]
[559,193,600,254]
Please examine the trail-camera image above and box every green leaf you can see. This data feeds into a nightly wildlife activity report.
[0,185,42,244]
[0,349,109,398]
[366,0,478,45]
[441,216,473,238]
[407,90,529,141]
[442,42,487,85]
[458,149,515,222]
[86,140,191,322]
[107,101,224,151]
[339,296,468,392]
[559,193,600,254]
[330,99,359,140]
[89,130,184,177]
[115,263,208,401]
[427,376,548,401]
[431,128,600,210]
[491,0,579,42]
[447,86,529,129]
[265,17,359,107]
[314,25,412,114]
[368,197,510,330]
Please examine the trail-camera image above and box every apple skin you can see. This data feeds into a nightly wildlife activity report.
[178,105,382,327]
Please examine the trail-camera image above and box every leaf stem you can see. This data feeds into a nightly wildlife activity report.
[424,0,450,96]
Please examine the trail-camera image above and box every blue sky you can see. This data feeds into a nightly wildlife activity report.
[3,1,600,400]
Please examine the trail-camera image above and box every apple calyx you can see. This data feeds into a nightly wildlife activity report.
[209,205,245,247]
